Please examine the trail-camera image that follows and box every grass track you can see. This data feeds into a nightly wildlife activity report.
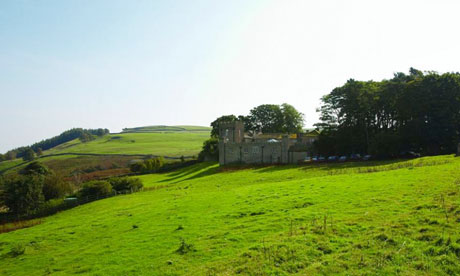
[1,155,460,275]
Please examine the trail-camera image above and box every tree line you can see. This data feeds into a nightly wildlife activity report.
[0,161,143,219]
[0,128,109,162]
[314,68,460,157]
[210,103,305,137]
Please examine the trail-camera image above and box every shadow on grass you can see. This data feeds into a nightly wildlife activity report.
[245,158,415,174]
[172,164,221,184]
[158,162,218,183]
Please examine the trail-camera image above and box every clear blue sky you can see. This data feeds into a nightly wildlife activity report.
[1,0,460,153]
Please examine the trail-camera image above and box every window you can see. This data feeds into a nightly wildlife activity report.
[243,147,249,154]
[252,146,259,154]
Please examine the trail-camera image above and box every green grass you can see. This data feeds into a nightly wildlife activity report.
[1,155,460,275]
[44,132,209,157]
[0,125,210,176]
[0,159,24,173]
[122,125,211,133]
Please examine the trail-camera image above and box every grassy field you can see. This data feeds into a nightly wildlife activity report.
[122,125,211,132]
[44,131,210,157]
[0,126,210,177]
[0,159,24,174]
[1,155,460,275]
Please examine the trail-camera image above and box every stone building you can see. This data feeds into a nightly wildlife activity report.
[218,121,319,165]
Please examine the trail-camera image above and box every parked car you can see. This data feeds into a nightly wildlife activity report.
[400,151,421,158]
[350,153,361,160]
[312,156,319,162]
[339,155,347,162]
[362,154,372,161]
[318,156,326,162]
[328,156,338,161]
[303,156,312,162]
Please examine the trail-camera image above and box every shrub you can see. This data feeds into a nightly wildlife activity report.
[4,174,45,216]
[130,161,146,173]
[10,243,25,257]
[130,157,164,173]
[22,148,36,161]
[42,173,73,201]
[109,177,143,192]
[176,238,196,255]
[20,161,50,176]
[79,180,112,198]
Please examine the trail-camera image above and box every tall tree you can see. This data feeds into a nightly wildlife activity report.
[23,148,36,162]
[315,68,460,157]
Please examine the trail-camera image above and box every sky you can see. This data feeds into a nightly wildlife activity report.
[1,0,460,153]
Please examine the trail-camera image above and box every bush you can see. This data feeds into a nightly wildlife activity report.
[22,148,36,161]
[79,180,112,198]
[130,157,164,173]
[42,173,73,201]
[4,174,45,216]
[109,177,143,192]
[10,243,25,257]
[20,161,50,176]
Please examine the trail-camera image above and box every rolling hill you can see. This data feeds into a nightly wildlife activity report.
[0,125,211,177]
[1,155,460,275]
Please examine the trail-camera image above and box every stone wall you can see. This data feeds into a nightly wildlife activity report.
[219,141,289,165]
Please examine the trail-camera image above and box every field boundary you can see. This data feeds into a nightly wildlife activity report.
[38,152,194,159]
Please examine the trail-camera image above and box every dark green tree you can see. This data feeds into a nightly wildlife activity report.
[5,151,17,160]
[314,68,460,157]
[198,138,219,161]
[20,161,50,175]
[4,174,45,215]
[42,173,73,201]
[23,148,36,161]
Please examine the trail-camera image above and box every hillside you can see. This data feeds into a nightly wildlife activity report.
[0,126,210,177]
[44,131,209,157]
[1,155,460,275]
[122,125,211,133]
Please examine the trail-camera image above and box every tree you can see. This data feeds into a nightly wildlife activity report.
[36,148,43,156]
[0,153,5,162]
[198,138,219,161]
[130,157,164,173]
[246,104,284,133]
[109,177,143,192]
[23,148,36,161]
[20,161,50,175]
[4,174,45,215]
[79,180,112,198]
[5,151,17,160]
[42,173,73,201]
[314,68,460,157]
[79,132,94,142]
[246,104,304,133]
[280,103,305,133]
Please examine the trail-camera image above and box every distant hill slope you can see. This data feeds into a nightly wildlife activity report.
[44,131,209,157]
[121,125,211,133]
[1,155,460,275]
[0,125,210,177]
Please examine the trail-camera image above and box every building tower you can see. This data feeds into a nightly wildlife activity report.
[218,121,244,165]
